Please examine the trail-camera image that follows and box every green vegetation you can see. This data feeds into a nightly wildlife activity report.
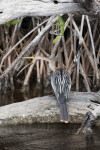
[53,15,65,44]
[3,20,21,27]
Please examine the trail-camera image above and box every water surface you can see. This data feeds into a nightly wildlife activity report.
[0,84,47,106]
[0,124,100,150]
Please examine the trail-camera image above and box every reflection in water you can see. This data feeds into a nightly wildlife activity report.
[0,84,49,106]
[85,135,95,149]
[0,124,99,150]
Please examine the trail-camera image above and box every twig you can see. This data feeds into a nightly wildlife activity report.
[86,16,99,85]
[80,15,85,40]
[17,62,33,77]
[72,19,95,70]
[0,16,57,77]
[62,36,68,68]
[0,18,49,71]
[80,64,91,92]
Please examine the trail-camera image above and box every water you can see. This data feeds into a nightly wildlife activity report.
[0,85,100,150]
[0,84,48,106]
[0,124,100,150]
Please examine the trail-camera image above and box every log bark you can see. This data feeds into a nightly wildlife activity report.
[0,0,100,25]
[0,92,100,126]
[75,0,100,13]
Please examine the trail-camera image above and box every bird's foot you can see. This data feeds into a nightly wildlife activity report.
[60,120,69,123]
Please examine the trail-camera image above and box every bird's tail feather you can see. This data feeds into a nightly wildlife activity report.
[60,103,69,122]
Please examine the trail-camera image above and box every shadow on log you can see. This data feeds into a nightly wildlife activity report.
[0,92,100,126]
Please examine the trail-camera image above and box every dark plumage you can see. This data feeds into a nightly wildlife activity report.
[51,68,71,123]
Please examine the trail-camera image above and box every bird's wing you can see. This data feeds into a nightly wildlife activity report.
[51,71,59,100]
[64,72,71,99]
[51,70,71,100]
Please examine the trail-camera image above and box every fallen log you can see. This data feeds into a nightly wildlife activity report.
[0,0,100,25]
[0,92,100,126]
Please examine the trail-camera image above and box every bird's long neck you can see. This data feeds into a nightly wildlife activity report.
[30,56,57,72]
[49,59,56,72]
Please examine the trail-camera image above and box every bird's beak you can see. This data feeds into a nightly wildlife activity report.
[23,56,35,59]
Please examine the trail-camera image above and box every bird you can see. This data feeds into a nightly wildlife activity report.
[23,56,71,123]
[51,68,71,123]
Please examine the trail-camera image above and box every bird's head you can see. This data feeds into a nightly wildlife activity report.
[23,56,56,72]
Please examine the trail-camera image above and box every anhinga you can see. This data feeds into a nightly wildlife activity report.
[51,68,71,123]
[24,56,71,123]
